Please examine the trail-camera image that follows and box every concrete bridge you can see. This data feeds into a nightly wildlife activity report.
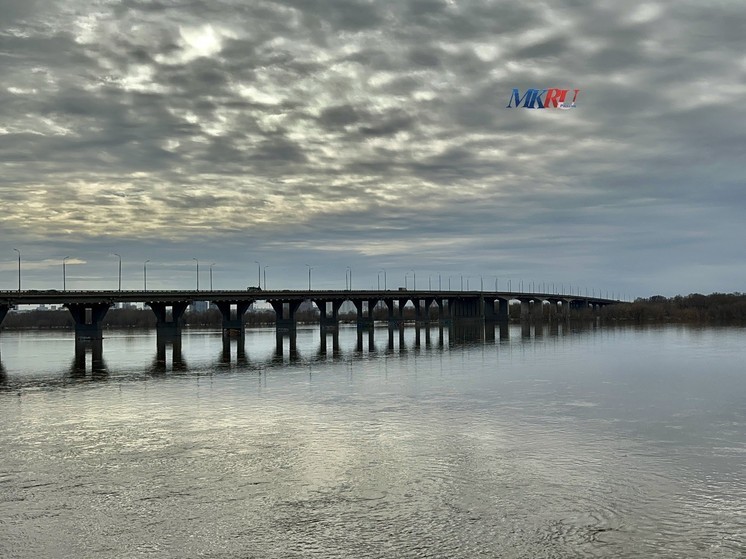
[0,289,618,341]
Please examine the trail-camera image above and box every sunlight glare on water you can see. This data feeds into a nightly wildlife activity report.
[1,324,745,558]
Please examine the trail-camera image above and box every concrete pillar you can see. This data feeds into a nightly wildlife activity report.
[0,304,9,327]
[354,299,374,330]
[497,298,510,323]
[483,297,497,323]
[270,300,302,334]
[449,297,484,342]
[316,300,343,332]
[72,338,106,375]
[65,302,112,340]
[416,297,435,326]
[532,300,544,322]
[147,301,189,338]
[221,335,246,364]
[520,299,530,321]
[435,299,450,325]
[154,336,185,372]
[384,298,403,329]
[214,300,252,337]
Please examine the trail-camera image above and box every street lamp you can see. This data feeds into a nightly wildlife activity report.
[193,258,199,291]
[12,248,21,292]
[143,260,150,291]
[63,256,71,291]
[410,269,416,290]
[305,264,313,290]
[210,263,216,291]
[254,260,261,289]
[263,265,269,290]
[346,266,352,290]
[379,269,387,290]
[112,253,122,291]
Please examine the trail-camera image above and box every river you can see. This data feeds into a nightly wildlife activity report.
[1,324,744,558]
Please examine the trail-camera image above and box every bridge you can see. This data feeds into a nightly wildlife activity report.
[0,288,619,340]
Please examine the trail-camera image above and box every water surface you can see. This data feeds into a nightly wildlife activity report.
[1,324,744,557]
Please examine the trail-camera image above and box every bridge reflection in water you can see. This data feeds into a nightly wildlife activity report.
[0,321,604,387]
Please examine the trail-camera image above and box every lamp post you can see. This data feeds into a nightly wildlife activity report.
[305,264,313,290]
[210,263,216,291]
[263,265,269,290]
[193,258,199,291]
[379,269,387,290]
[143,260,150,291]
[112,253,122,291]
[254,260,261,289]
[438,274,442,291]
[63,256,70,291]
[410,269,416,291]
[346,266,352,290]
[13,248,21,292]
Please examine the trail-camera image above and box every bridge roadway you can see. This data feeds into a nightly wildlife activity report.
[0,289,619,341]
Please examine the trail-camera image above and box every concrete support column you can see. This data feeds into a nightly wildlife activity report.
[147,302,189,338]
[497,298,510,323]
[316,300,343,332]
[154,336,186,372]
[354,299,375,330]
[520,300,530,321]
[65,302,112,340]
[270,300,302,334]
[483,297,497,323]
[435,299,450,325]
[532,300,544,322]
[384,298,403,329]
[72,338,106,375]
[214,300,252,337]
[449,297,484,343]
[0,304,9,327]
[416,297,435,326]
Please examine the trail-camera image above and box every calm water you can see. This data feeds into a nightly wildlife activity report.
[1,324,744,558]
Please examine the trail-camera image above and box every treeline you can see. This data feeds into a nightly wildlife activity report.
[600,293,746,323]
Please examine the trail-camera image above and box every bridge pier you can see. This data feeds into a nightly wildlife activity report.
[221,335,246,364]
[214,300,252,338]
[269,300,302,334]
[356,327,375,352]
[319,329,341,356]
[147,302,190,338]
[435,299,450,325]
[383,299,404,329]
[65,302,112,340]
[316,300,343,333]
[71,338,106,376]
[449,296,484,342]
[0,304,9,328]
[415,298,434,327]
[354,299,375,330]
[153,336,186,372]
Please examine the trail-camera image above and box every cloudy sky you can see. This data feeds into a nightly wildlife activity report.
[1,0,744,297]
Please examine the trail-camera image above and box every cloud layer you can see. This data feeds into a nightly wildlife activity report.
[2,0,745,295]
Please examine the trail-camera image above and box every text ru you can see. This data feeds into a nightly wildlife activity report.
[506,88,580,109]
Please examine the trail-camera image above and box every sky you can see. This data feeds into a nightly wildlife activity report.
[1,0,745,298]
